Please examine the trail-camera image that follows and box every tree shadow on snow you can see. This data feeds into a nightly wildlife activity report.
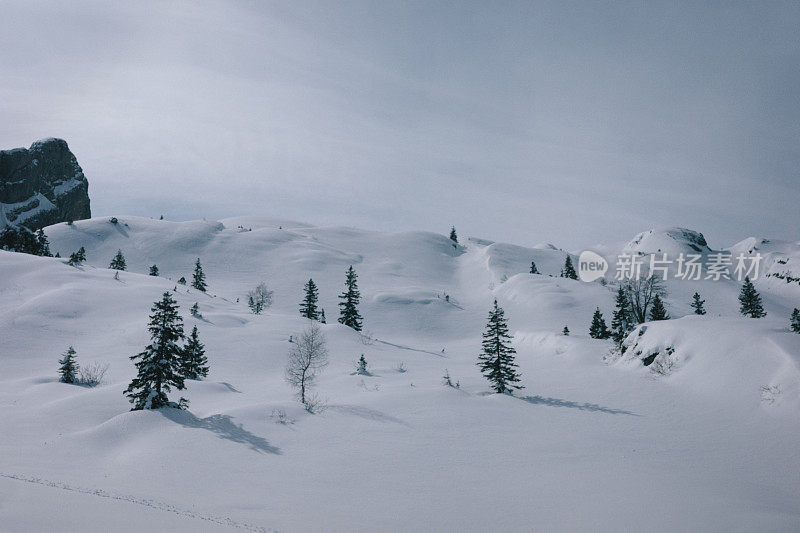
[375,339,445,357]
[218,382,243,393]
[327,405,409,426]
[160,409,281,454]
[519,395,639,416]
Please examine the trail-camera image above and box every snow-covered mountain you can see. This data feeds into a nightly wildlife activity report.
[623,227,712,255]
[1,216,799,531]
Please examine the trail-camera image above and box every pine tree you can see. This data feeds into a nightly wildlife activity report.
[477,300,523,393]
[149,264,159,276]
[338,265,363,331]
[192,258,207,292]
[561,256,578,280]
[178,276,186,285]
[738,276,766,318]
[180,325,209,380]
[300,278,320,320]
[449,226,458,243]
[562,326,570,336]
[530,261,539,274]
[356,354,369,375]
[443,369,454,387]
[68,246,86,266]
[690,292,706,315]
[58,346,78,384]
[36,229,52,256]
[0,226,51,256]
[589,308,611,338]
[611,287,633,346]
[124,292,187,410]
[320,308,327,324]
[791,308,800,333]
[109,249,126,270]
[190,302,200,317]
[649,294,669,321]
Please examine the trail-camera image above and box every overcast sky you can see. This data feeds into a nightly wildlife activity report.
[1,0,798,249]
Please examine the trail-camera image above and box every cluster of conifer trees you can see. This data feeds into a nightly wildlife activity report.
[298,265,363,331]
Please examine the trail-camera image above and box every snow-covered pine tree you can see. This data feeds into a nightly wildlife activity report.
[190,302,200,317]
[180,325,209,380]
[449,226,458,243]
[124,292,187,410]
[58,346,78,384]
[562,326,570,336]
[477,300,523,393]
[192,258,207,292]
[178,276,187,285]
[299,278,320,320]
[611,287,633,346]
[338,266,363,331]
[649,294,669,321]
[589,308,611,338]
[561,256,578,280]
[690,292,706,315]
[738,276,766,318]
[109,249,126,270]
[356,354,369,375]
[320,308,326,323]
[791,308,800,333]
[68,246,86,266]
[149,264,159,276]
[530,261,539,274]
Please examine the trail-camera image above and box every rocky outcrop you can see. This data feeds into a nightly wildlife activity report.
[0,138,91,230]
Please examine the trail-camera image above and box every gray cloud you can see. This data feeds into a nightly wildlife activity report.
[1,0,798,249]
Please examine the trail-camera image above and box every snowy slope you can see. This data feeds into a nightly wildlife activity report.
[0,217,799,532]
[623,227,712,255]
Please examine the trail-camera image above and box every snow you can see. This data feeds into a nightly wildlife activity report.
[0,192,58,228]
[623,227,712,255]
[0,216,799,531]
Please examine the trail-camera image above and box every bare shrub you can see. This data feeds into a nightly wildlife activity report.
[77,362,109,387]
[285,323,329,408]
[621,276,667,324]
[359,330,376,345]
[270,408,294,425]
[247,282,274,314]
[303,393,327,414]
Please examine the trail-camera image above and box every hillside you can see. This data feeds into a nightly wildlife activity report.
[0,216,799,531]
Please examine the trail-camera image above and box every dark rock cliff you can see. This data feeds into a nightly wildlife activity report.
[0,138,91,230]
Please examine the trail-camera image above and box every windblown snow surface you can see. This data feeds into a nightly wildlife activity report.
[1,217,799,532]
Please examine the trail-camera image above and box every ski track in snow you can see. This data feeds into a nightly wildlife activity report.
[0,472,276,533]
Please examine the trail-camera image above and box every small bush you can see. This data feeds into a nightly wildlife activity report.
[77,362,109,387]
[303,393,327,414]
[359,331,376,346]
[270,408,294,425]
